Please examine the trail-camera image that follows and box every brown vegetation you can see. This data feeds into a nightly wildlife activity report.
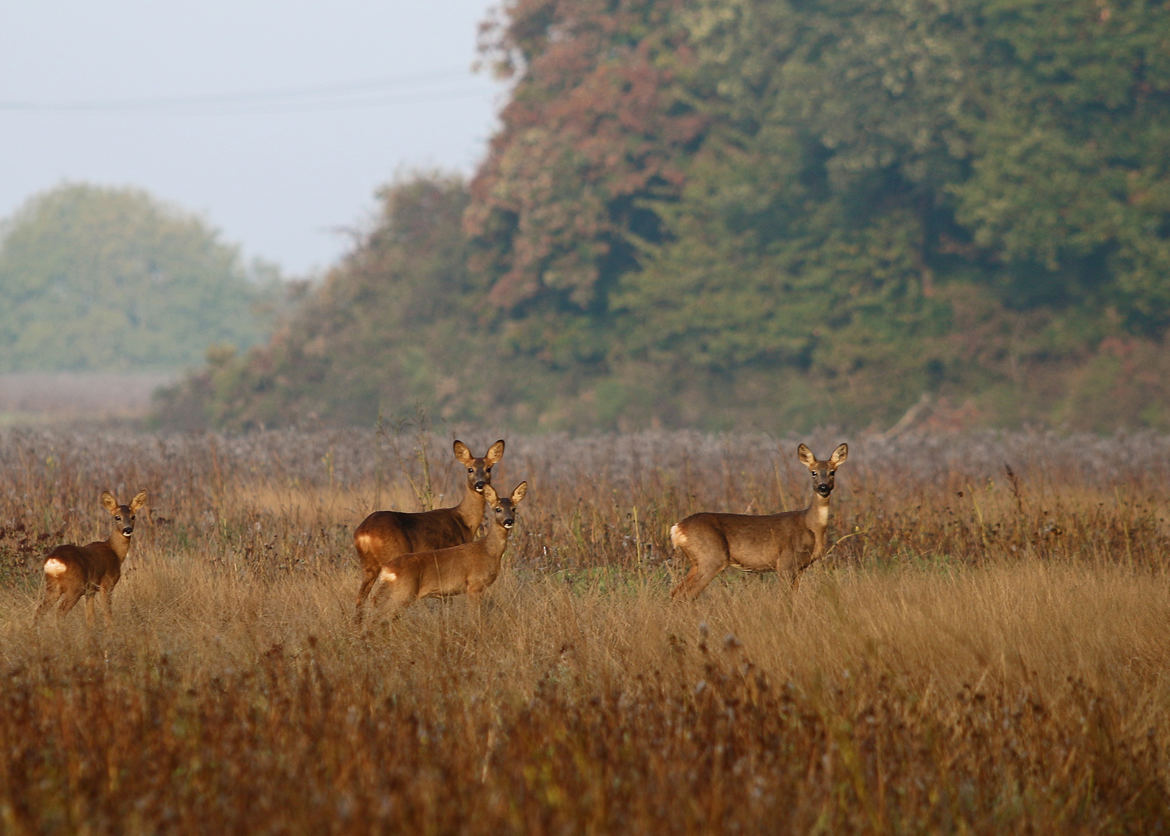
[1,427,1168,832]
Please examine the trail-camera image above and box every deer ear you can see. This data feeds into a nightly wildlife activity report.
[101,491,119,513]
[130,490,148,512]
[511,481,528,504]
[453,440,473,465]
[830,443,848,465]
[796,444,816,467]
[482,483,499,504]
[486,439,506,465]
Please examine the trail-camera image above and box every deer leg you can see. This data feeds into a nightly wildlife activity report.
[354,567,385,626]
[101,587,114,625]
[57,587,86,618]
[383,589,412,624]
[355,567,379,611]
[35,580,63,621]
[83,594,97,627]
[670,558,725,601]
[369,575,413,627]
[467,585,489,627]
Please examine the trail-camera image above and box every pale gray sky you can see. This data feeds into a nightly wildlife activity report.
[1,1,504,277]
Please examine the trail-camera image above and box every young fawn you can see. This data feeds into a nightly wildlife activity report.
[35,490,148,625]
[353,439,505,620]
[370,481,528,621]
[670,443,848,600]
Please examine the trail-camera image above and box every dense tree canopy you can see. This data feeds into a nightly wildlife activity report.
[154,0,1170,434]
[0,184,284,372]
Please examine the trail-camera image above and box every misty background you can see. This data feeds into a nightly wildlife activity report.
[3,1,1168,435]
[2,0,500,277]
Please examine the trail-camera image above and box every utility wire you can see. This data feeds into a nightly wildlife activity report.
[0,68,496,115]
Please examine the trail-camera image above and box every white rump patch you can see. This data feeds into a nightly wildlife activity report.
[379,567,398,583]
[44,557,68,577]
[669,524,687,548]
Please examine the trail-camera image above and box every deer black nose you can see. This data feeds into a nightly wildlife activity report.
[816,484,832,496]
[475,481,486,491]
[122,526,134,536]
[503,518,514,528]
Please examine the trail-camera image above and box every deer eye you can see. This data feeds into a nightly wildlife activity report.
[467,468,474,473]
[486,466,492,473]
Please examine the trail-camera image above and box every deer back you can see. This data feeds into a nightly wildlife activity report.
[44,540,122,588]
[357,508,477,559]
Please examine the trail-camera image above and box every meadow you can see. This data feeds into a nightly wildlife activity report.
[1,426,1168,833]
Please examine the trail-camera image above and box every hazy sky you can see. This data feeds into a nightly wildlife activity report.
[1,1,504,277]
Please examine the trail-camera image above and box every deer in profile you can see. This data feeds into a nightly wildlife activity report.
[370,481,528,621]
[35,490,148,625]
[353,439,505,620]
[670,443,848,600]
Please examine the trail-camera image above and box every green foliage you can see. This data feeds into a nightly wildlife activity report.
[155,0,1170,434]
[0,183,284,372]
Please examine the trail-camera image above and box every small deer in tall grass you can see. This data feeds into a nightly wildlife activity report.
[670,443,848,600]
[35,490,148,625]
[353,439,505,620]
[370,481,528,621]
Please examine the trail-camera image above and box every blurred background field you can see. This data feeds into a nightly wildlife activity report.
[1,427,1168,832]
[0,373,172,427]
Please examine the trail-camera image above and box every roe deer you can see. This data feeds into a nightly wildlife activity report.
[35,490,149,625]
[370,481,528,620]
[353,438,505,619]
[670,443,848,600]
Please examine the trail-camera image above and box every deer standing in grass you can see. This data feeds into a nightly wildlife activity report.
[353,439,505,620]
[370,481,528,621]
[670,443,848,600]
[35,490,148,625]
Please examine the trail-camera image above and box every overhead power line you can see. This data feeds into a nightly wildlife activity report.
[0,68,496,115]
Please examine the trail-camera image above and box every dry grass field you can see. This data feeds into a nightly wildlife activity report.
[1,427,1168,833]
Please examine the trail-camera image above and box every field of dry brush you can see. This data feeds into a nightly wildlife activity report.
[1,427,1168,833]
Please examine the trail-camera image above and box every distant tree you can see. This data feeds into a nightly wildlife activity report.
[0,183,283,372]
[152,171,500,431]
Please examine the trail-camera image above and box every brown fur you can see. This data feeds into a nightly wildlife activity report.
[353,439,504,619]
[371,481,528,621]
[36,490,148,625]
[670,443,847,600]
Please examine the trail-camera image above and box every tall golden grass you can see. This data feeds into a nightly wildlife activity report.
[1,427,1168,832]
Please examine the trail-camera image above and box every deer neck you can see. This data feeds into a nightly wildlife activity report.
[455,485,487,532]
[483,520,512,560]
[107,530,133,562]
[803,492,832,533]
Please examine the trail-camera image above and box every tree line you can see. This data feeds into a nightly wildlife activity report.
[153,0,1170,433]
[0,184,290,374]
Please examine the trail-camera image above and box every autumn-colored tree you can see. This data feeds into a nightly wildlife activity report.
[154,0,1170,434]
[466,0,704,312]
